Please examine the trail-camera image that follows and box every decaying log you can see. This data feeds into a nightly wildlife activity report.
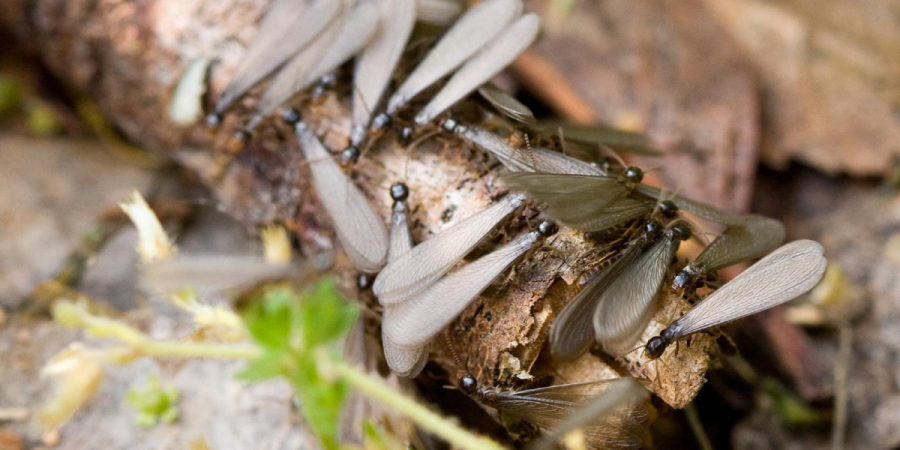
[1,0,716,410]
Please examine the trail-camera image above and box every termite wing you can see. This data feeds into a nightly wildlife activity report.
[384,0,524,116]
[349,0,417,147]
[458,374,650,450]
[414,13,540,126]
[593,223,690,356]
[372,193,527,305]
[645,240,827,359]
[550,220,661,361]
[672,215,785,291]
[445,121,604,176]
[382,226,548,349]
[294,119,388,273]
[531,123,664,157]
[210,0,342,119]
[381,182,429,377]
[416,0,463,26]
[477,83,537,124]
[248,1,378,130]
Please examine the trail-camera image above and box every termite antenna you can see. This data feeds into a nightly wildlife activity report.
[443,331,465,372]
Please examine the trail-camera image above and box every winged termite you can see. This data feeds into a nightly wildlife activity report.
[140,255,297,295]
[384,0,524,116]
[349,0,417,147]
[458,374,650,450]
[382,226,550,349]
[247,2,378,130]
[477,83,536,124]
[634,184,744,226]
[414,13,541,126]
[294,119,388,273]
[550,220,662,361]
[372,193,527,305]
[501,172,647,232]
[447,122,604,176]
[672,215,786,291]
[416,0,463,26]
[645,240,827,359]
[593,223,691,356]
[209,0,342,120]
[381,181,430,377]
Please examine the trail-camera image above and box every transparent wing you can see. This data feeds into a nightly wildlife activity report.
[635,184,743,226]
[416,0,462,26]
[296,122,388,273]
[563,198,652,232]
[594,236,679,356]
[501,173,629,231]
[415,13,540,126]
[550,248,640,361]
[214,0,340,115]
[486,379,650,450]
[688,215,785,275]
[351,0,416,145]
[672,240,827,337]
[458,126,603,176]
[253,2,377,123]
[477,83,536,124]
[382,331,427,377]
[386,0,523,114]
[544,124,663,157]
[387,200,414,264]
[530,378,650,450]
[382,231,538,347]
[372,193,525,305]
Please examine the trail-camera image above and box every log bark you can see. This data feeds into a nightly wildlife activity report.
[1,0,715,410]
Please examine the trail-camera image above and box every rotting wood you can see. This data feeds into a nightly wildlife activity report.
[1,0,714,409]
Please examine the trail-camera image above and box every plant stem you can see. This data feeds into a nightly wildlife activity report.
[136,340,261,360]
[333,361,505,450]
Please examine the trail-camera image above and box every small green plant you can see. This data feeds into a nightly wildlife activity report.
[126,374,180,427]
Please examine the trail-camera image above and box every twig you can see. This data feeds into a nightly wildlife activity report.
[684,403,713,450]
[831,322,852,450]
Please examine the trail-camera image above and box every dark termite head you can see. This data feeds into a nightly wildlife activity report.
[458,373,478,395]
[372,112,391,131]
[537,220,557,237]
[670,222,692,242]
[644,220,663,240]
[672,266,698,293]
[390,182,410,202]
[205,113,222,128]
[280,108,302,125]
[645,328,676,360]
[441,117,458,132]
[659,200,678,217]
[357,273,372,290]
[399,126,414,144]
[624,166,644,184]
[340,146,361,167]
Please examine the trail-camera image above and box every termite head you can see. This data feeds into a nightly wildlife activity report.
[340,146,360,166]
[458,373,478,395]
[357,273,372,290]
[670,222,692,242]
[672,266,698,292]
[399,126,414,144]
[624,166,644,184]
[537,220,557,237]
[372,113,391,131]
[441,118,458,132]
[659,200,678,217]
[280,108,302,125]
[205,113,222,128]
[390,182,410,202]
[644,220,663,240]
[645,328,676,360]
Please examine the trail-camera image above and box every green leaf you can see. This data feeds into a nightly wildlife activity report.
[240,286,295,350]
[762,378,822,426]
[236,350,286,382]
[288,351,349,450]
[126,374,180,428]
[299,279,358,349]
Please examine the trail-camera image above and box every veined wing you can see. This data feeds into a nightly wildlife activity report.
[457,126,603,175]
[296,121,388,273]
[671,240,826,337]
[688,215,785,275]
[501,173,629,231]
